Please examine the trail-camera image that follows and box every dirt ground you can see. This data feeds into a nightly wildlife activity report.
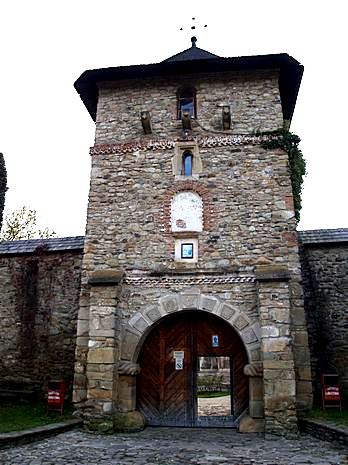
[197,394,231,416]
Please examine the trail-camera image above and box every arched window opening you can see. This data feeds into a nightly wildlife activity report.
[177,89,196,119]
[182,150,193,176]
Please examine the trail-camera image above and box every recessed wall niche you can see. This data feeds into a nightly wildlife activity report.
[171,191,203,233]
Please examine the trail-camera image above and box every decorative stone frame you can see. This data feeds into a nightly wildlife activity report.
[172,141,202,178]
[174,237,198,263]
[158,181,216,234]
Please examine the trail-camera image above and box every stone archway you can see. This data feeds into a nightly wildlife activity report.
[117,291,264,428]
[122,291,261,362]
[136,310,249,426]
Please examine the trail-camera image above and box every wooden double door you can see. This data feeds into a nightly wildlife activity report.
[137,311,248,427]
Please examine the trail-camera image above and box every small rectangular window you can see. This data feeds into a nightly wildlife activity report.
[178,98,195,119]
[177,89,196,119]
[181,243,194,259]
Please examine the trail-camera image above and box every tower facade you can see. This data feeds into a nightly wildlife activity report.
[73,42,312,435]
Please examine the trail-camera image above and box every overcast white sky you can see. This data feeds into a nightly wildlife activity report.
[0,0,347,237]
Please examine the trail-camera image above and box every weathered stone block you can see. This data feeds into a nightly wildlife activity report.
[160,296,179,314]
[241,327,258,344]
[238,415,265,433]
[129,314,149,333]
[144,305,161,322]
[263,337,290,353]
[77,319,89,337]
[180,294,198,309]
[87,348,115,364]
[87,387,113,400]
[121,330,140,360]
[113,411,145,432]
[261,325,279,338]
[249,400,264,418]
[234,314,249,330]
[220,303,236,320]
[199,295,218,312]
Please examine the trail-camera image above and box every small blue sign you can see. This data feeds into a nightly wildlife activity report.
[212,335,219,347]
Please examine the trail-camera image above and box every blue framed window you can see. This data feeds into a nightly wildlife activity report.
[181,243,194,259]
[182,150,193,176]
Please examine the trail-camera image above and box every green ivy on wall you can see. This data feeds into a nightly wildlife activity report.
[0,153,7,232]
[261,128,306,222]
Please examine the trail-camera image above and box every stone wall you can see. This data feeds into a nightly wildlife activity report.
[300,243,348,405]
[95,71,283,143]
[0,249,82,395]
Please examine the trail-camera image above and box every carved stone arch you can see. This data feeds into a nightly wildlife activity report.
[122,292,261,364]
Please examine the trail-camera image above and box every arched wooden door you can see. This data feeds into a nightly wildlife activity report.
[137,311,248,427]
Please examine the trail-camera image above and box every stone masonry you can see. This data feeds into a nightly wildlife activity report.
[0,240,82,396]
[73,48,312,436]
[299,237,348,405]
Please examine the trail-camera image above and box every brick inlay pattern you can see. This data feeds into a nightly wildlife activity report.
[124,274,255,288]
[90,134,274,156]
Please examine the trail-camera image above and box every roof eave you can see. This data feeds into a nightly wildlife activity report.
[74,53,303,123]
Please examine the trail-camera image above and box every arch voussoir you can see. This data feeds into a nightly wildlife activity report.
[159,294,180,315]
[198,294,220,313]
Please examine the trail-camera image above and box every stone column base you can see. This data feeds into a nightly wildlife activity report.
[84,411,145,434]
[113,411,145,432]
[238,415,265,433]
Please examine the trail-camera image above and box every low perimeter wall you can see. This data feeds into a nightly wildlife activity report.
[0,238,83,396]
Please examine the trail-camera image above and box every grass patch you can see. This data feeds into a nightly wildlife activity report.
[306,407,348,427]
[0,401,74,433]
[197,391,230,398]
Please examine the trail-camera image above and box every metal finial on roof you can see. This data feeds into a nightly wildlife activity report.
[179,18,208,47]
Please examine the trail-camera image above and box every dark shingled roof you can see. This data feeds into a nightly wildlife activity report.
[0,236,84,255]
[163,44,220,62]
[298,228,348,245]
[74,45,303,124]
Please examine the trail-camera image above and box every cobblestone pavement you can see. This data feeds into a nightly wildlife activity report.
[1,427,347,465]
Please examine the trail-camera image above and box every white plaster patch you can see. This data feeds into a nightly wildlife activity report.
[171,191,203,232]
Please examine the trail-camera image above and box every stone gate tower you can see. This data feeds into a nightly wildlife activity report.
[73,39,312,435]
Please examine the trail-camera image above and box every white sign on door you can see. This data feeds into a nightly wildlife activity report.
[175,359,183,370]
[174,351,184,370]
